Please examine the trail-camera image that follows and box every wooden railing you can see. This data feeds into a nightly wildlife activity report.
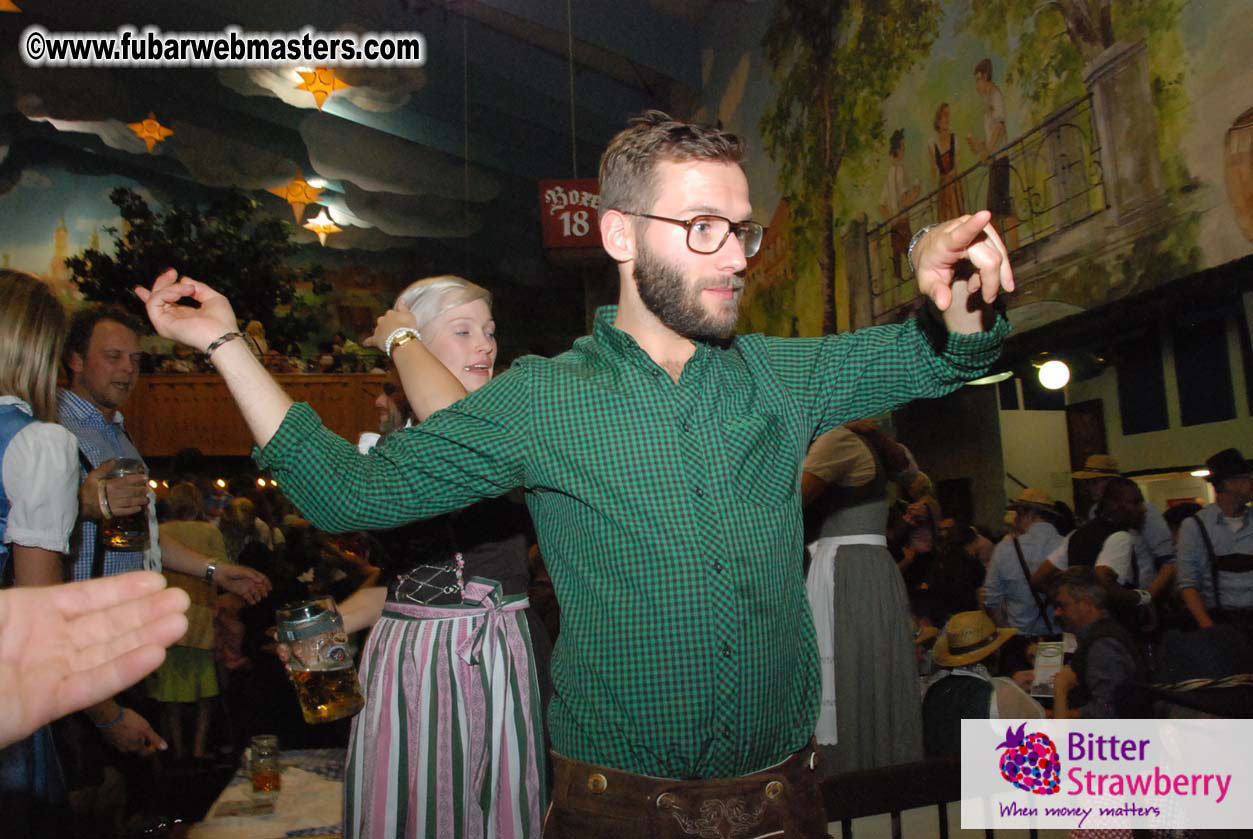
[823,758,1037,839]
[122,374,388,457]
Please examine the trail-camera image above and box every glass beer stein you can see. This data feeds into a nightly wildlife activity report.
[276,598,365,724]
[100,458,150,551]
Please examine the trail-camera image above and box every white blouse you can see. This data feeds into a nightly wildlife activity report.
[1,396,79,554]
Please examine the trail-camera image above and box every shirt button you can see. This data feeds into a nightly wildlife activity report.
[721,642,732,658]
[713,562,724,573]
[722,726,732,738]
[682,421,691,432]
[694,486,705,498]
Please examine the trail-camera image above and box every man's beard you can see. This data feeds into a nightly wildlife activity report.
[633,245,742,341]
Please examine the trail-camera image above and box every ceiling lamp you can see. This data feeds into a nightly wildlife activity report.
[1038,359,1070,390]
[267,177,325,223]
[1190,469,1211,478]
[127,112,173,153]
[303,207,341,246]
[295,67,351,110]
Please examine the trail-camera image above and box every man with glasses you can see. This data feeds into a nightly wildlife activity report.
[137,110,1013,838]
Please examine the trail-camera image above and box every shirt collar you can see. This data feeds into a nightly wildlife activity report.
[1210,501,1252,526]
[58,387,125,428]
[591,304,714,376]
[0,395,33,415]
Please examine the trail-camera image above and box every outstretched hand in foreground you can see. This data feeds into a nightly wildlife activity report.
[0,572,190,748]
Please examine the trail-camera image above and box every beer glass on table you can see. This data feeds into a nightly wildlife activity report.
[248,734,282,796]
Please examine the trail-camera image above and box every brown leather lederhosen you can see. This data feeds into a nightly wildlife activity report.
[544,740,830,839]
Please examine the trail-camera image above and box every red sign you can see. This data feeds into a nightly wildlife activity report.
[539,178,600,248]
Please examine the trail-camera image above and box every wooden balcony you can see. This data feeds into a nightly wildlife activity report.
[122,374,388,457]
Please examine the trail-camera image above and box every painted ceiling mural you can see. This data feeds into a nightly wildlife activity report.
[4,1,1250,356]
[695,0,1253,339]
[0,0,703,358]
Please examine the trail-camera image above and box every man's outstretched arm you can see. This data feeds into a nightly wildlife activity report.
[135,271,527,533]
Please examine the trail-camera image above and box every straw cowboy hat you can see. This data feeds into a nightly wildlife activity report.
[1072,454,1121,480]
[1007,487,1056,517]
[932,611,1018,667]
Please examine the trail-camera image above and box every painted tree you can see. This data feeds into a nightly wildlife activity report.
[760,0,942,334]
[67,187,329,348]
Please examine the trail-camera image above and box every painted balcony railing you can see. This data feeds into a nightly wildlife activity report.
[868,94,1106,321]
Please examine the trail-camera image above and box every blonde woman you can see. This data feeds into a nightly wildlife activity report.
[325,276,548,839]
[0,271,82,830]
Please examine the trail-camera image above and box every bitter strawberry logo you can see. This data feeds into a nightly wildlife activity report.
[996,723,1061,795]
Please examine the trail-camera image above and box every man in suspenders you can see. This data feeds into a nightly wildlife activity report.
[982,488,1062,635]
[1177,448,1253,632]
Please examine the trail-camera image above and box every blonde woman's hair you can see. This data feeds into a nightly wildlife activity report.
[395,275,491,334]
[0,270,68,422]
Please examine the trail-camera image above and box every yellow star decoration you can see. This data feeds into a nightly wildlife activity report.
[127,112,173,153]
[303,208,341,246]
[295,68,351,110]
[267,177,325,223]
[0,1,22,13]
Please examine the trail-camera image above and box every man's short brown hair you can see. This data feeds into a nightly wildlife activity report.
[975,58,994,81]
[598,110,745,216]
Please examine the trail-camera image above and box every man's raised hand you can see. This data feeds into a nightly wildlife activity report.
[913,210,1015,312]
[134,269,240,353]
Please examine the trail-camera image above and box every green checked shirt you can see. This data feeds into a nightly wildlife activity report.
[257,305,1007,779]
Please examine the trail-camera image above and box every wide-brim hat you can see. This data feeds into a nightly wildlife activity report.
[913,620,939,647]
[1072,454,1121,480]
[1205,448,1251,485]
[933,611,1018,667]
[1007,487,1056,516]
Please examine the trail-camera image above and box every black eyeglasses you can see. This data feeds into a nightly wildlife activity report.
[624,212,765,258]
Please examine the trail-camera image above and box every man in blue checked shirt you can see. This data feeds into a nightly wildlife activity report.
[59,306,269,758]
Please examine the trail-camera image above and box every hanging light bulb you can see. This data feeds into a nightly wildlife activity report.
[1038,360,1070,390]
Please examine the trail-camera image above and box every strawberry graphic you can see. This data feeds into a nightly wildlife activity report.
[995,723,1060,795]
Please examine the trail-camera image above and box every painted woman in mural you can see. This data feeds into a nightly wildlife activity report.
[929,102,966,221]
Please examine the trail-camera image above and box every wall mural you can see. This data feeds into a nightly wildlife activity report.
[699,0,1253,337]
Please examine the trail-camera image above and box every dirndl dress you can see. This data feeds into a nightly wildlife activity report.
[343,577,546,839]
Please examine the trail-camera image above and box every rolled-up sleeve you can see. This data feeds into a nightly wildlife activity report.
[2,421,79,552]
[1175,516,1205,593]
